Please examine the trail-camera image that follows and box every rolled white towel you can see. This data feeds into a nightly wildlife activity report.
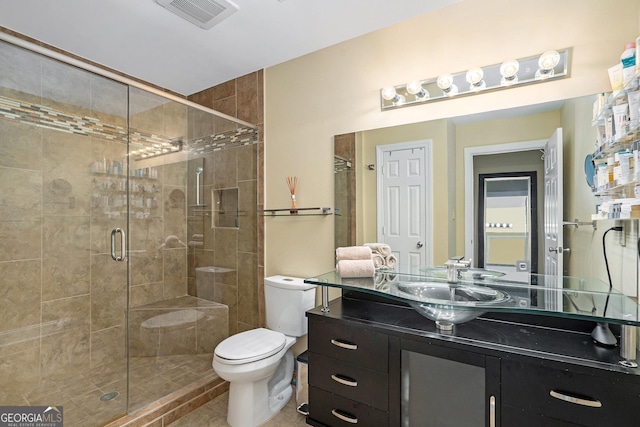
[385,254,398,269]
[364,243,391,257]
[372,254,386,269]
[336,259,375,278]
[336,245,372,261]
[373,271,387,287]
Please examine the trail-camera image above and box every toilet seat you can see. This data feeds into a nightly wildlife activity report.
[214,328,286,365]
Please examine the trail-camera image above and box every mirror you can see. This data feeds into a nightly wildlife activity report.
[334,94,639,295]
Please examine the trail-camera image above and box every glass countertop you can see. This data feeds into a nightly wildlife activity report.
[304,266,640,327]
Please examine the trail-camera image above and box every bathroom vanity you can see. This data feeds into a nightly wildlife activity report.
[303,268,640,427]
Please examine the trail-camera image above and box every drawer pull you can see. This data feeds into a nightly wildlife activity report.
[331,373,358,387]
[549,390,602,408]
[331,408,358,424]
[331,339,358,350]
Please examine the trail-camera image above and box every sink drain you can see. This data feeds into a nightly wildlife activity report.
[100,392,119,401]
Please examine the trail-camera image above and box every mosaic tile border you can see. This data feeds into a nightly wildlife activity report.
[0,95,258,159]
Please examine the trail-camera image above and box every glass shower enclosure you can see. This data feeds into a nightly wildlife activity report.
[0,38,258,426]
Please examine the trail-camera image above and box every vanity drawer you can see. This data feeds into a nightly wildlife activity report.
[502,359,640,427]
[308,317,388,372]
[309,352,388,410]
[309,386,389,427]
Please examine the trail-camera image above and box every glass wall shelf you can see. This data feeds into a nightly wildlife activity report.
[260,207,333,216]
[305,265,640,327]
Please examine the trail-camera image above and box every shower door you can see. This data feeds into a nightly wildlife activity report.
[1,36,257,425]
[0,40,129,425]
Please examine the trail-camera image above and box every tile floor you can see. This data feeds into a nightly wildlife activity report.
[169,391,308,427]
[2,353,215,427]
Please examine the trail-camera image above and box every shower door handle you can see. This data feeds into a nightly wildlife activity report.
[111,228,126,262]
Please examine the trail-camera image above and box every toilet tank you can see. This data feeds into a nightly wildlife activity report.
[265,275,316,337]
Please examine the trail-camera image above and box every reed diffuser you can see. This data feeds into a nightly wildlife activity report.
[286,176,298,214]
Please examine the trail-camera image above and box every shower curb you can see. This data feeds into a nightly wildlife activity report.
[103,374,228,427]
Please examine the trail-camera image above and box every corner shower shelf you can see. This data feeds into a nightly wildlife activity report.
[260,207,333,216]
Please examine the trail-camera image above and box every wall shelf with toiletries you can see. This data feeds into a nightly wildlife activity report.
[590,66,640,219]
[90,162,160,220]
[260,207,334,216]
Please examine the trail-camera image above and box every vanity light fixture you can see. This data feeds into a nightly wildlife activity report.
[380,48,570,110]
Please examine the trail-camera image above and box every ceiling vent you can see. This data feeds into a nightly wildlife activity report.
[155,0,239,29]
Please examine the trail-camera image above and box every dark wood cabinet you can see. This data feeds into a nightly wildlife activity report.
[307,315,390,426]
[501,358,640,427]
[306,296,640,427]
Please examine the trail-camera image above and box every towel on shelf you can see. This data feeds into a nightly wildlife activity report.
[372,253,386,269]
[364,243,392,257]
[385,254,398,269]
[336,259,375,278]
[373,271,387,287]
[336,246,372,261]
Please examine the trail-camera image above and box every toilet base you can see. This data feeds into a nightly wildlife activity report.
[226,350,294,426]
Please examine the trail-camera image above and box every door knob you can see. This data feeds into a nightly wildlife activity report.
[417,241,424,248]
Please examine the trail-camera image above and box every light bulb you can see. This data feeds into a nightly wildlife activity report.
[406,80,429,100]
[381,86,399,101]
[466,68,484,85]
[437,74,453,90]
[437,74,458,96]
[500,59,520,86]
[536,50,560,80]
[500,59,519,78]
[466,68,486,91]
[538,50,560,70]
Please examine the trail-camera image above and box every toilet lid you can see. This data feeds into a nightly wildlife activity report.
[215,328,286,364]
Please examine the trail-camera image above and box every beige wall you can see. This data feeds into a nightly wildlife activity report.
[264,0,640,282]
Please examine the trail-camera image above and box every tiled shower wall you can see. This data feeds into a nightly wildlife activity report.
[0,27,265,339]
[334,133,356,248]
[187,72,265,333]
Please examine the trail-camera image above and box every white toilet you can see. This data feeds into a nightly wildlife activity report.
[212,275,316,427]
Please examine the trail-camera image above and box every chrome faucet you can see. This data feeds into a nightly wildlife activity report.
[444,256,472,284]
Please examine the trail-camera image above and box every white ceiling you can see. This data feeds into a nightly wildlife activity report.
[0,0,459,96]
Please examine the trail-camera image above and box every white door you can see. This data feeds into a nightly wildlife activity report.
[376,140,432,267]
[543,128,563,309]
